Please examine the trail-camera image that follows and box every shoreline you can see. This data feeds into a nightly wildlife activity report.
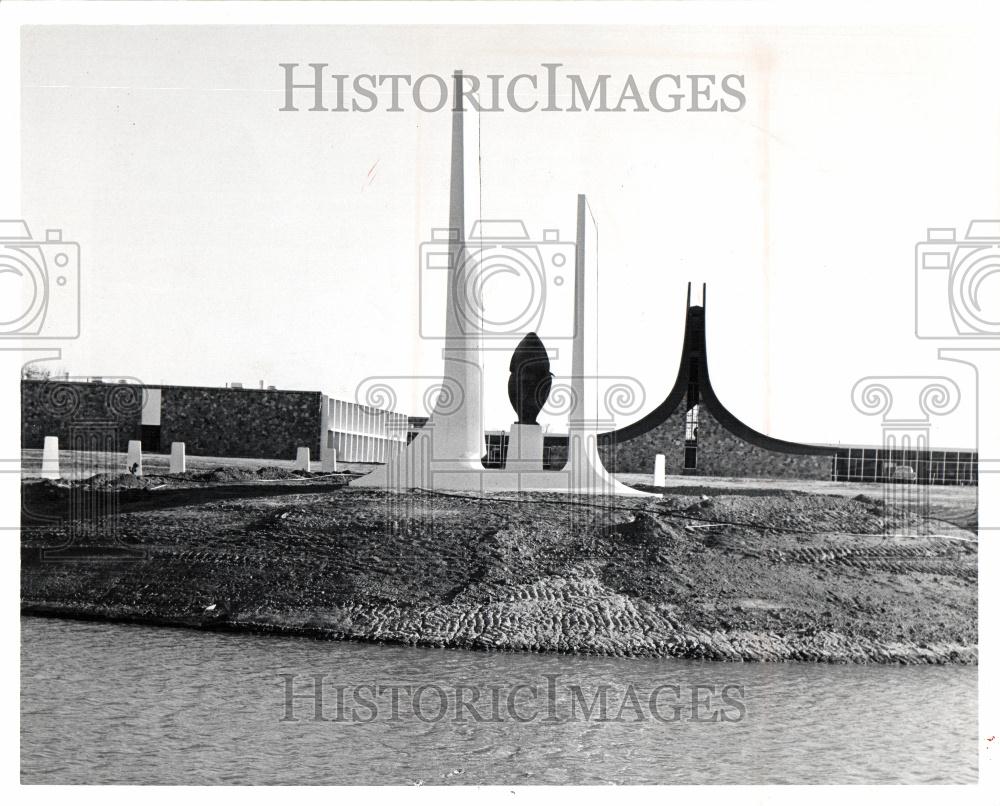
[20,601,977,665]
[21,477,978,665]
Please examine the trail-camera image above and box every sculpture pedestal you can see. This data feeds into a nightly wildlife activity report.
[505,423,544,472]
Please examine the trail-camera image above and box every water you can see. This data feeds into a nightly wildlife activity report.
[21,617,977,785]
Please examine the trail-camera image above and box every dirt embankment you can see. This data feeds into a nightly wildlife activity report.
[21,477,978,664]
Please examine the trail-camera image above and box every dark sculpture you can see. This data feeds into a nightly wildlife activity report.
[507,332,553,425]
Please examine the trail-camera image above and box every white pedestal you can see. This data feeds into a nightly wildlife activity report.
[654,453,666,487]
[126,440,143,476]
[505,423,544,472]
[170,442,186,474]
[322,449,338,473]
[295,447,311,471]
[41,436,60,480]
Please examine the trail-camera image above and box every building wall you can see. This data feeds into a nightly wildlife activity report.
[321,396,411,464]
[21,379,143,450]
[159,385,323,460]
[23,380,421,464]
[598,405,687,475]
[695,408,833,480]
[598,402,833,480]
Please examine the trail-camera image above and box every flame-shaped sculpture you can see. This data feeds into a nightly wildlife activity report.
[507,332,553,425]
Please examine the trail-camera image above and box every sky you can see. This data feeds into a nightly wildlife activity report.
[18,24,1000,447]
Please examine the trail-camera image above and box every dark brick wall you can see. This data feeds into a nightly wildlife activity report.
[598,402,833,480]
[159,386,322,460]
[21,380,143,450]
[695,408,833,480]
[599,405,687,475]
[23,379,323,461]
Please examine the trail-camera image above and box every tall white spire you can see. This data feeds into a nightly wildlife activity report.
[431,69,484,465]
[352,70,484,490]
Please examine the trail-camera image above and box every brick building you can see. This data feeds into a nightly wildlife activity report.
[21,379,419,465]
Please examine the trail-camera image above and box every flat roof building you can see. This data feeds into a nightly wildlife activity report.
[21,378,420,466]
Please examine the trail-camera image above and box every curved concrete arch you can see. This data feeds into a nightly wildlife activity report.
[599,284,836,476]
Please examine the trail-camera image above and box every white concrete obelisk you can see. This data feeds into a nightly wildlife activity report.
[563,194,645,496]
[353,70,484,490]
[428,68,484,468]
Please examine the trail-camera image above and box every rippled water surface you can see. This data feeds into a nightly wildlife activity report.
[21,617,976,784]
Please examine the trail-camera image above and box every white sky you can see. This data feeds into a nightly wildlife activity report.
[19,24,1000,447]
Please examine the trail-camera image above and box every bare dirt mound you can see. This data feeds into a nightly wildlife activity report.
[184,466,308,484]
[21,486,977,664]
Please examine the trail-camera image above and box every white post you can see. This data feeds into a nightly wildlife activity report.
[170,442,186,474]
[654,453,666,487]
[322,449,338,473]
[126,439,143,476]
[40,436,60,480]
[295,447,311,471]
